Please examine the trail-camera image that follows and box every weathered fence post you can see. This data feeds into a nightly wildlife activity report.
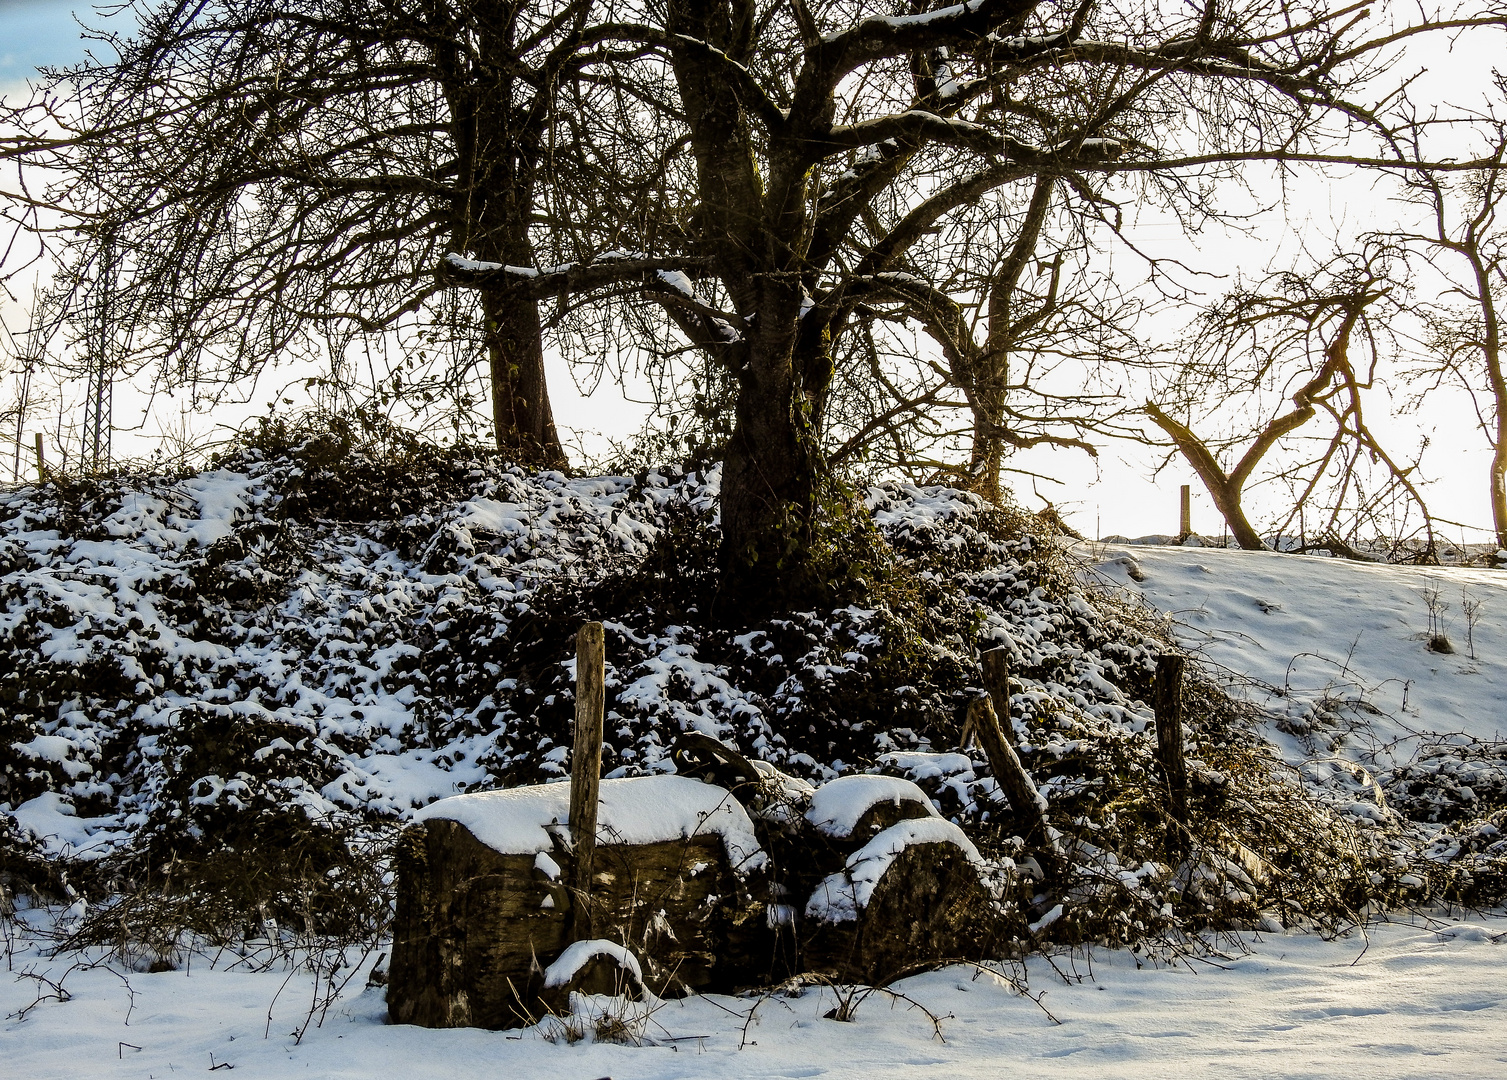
[1179,484,1191,539]
[971,649,1052,860]
[34,432,46,483]
[569,621,605,939]
[1153,654,1190,859]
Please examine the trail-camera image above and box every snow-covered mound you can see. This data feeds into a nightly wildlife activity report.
[11,430,1506,939]
[1093,545,1506,743]
[1,436,1170,889]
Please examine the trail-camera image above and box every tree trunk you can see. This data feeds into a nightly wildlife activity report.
[1145,403,1268,550]
[969,176,1057,503]
[1492,438,1507,551]
[1204,476,1264,550]
[719,279,824,602]
[1474,255,1507,548]
[481,288,564,466]
[431,5,566,469]
[969,402,1005,501]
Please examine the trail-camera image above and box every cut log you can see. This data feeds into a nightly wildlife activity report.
[387,818,567,1029]
[801,818,994,985]
[671,730,763,789]
[388,776,774,1028]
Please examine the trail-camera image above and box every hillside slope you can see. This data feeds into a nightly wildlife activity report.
[2,433,1503,943]
[1095,543,1507,830]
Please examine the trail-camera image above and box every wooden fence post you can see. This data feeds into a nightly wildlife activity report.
[1153,654,1190,859]
[1179,484,1191,539]
[34,432,46,483]
[979,647,1010,723]
[971,648,1053,866]
[569,621,605,940]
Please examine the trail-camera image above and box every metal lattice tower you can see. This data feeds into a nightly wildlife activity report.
[81,237,117,473]
[11,350,33,482]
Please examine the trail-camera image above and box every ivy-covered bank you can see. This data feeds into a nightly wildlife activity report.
[2,423,1501,959]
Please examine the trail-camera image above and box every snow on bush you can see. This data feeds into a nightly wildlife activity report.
[0,433,1167,870]
[5,423,1502,946]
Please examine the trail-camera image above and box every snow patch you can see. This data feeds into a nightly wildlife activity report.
[806,773,937,839]
[541,939,643,990]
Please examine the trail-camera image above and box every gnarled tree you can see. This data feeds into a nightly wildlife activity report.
[1395,114,1507,548]
[28,0,652,462]
[1146,248,1434,552]
[32,0,1506,599]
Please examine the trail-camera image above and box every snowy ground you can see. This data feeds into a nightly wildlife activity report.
[1090,543,1507,825]
[4,906,1504,1080]
[1090,543,1507,747]
[7,539,1507,1077]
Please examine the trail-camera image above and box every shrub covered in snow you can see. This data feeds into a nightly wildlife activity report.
[3,420,1500,963]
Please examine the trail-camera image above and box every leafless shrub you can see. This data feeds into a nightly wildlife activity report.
[1421,581,1454,653]
[1462,588,1485,661]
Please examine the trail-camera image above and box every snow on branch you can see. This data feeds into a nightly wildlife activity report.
[824,110,1122,164]
[437,250,713,301]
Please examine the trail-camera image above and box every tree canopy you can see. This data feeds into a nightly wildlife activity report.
[13,0,1507,592]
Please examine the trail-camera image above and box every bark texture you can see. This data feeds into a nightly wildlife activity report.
[801,840,995,986]
[390,772,999,1027]
[388,817,771,1028]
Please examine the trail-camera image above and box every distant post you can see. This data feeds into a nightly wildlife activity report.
[569,621,605,939]
[34,433,46,483]
[1153,654,1190,858]
[1179,485,1191,539]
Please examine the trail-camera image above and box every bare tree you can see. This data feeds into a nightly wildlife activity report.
[25,0,1507,602]
[832,174,1143,498]
[25,0,669,463]
[436,0,1505,602]
[1394,109,1507,547]
[1145,246,1435,553]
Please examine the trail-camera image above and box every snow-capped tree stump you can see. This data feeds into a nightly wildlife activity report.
[388,817,568,1029]
[801,818,994,986]
[804,774,937,857]
[387,775,772,1029]
[796,775,995,984]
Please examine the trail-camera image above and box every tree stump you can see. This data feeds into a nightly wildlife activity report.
[388,776,773,1028]
[805,773,938,852]
[388,818,567,1029]
[801,819,993,986]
